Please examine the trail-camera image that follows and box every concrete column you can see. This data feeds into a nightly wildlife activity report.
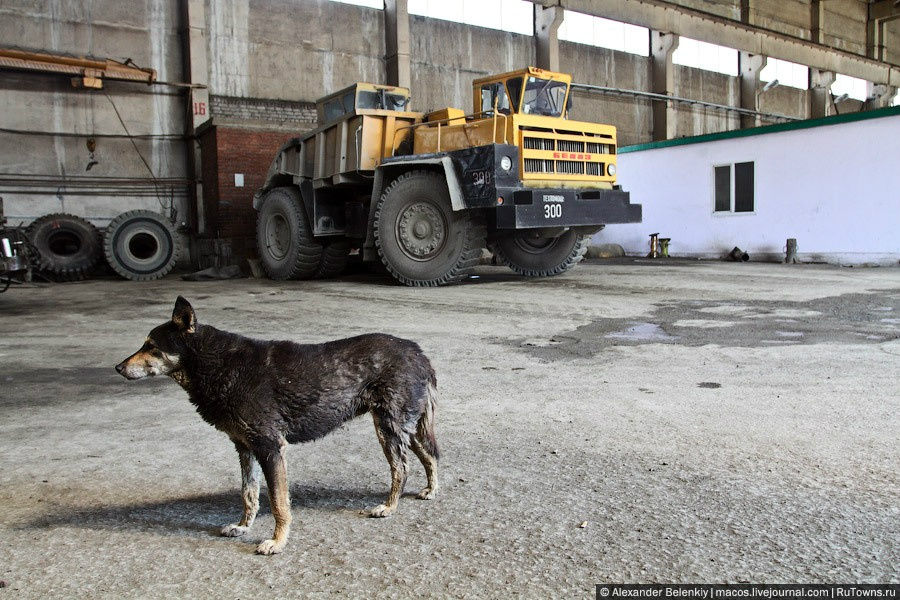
[810,0,825,45]
[534,4,564,72]
[384,0,411,89]
[650,31,679,141]
[739,0,751,24]
[864,83,897,109]
[738,52,766,129]
[808,68,836,119]
[183,0,210,238]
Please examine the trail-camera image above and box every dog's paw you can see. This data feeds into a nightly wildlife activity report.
[220,523,249,537]
[255,539,285,555]
[416,487,437,500]
[368,504,395,518]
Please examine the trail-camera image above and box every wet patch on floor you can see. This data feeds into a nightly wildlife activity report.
[498,290,900,360]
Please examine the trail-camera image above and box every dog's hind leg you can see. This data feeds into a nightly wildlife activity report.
[221,443,262,537]
[369,412,410,518]
[410,437,438,500]
[254,440,293,555]
[411,380,439,500]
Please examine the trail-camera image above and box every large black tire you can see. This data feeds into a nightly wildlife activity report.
[256,186,322,280]
[27,213,102,280]
[315,238,351,279]
[104,210,178,281]
[374,170,485,287]
[489,230,589,277]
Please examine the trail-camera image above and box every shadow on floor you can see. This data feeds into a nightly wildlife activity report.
[21,484,387,538]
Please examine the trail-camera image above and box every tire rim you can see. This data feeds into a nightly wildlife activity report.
[121,227,163,266]
[512,233,560,255]
[264,213,291,260]
[396,201,447,261]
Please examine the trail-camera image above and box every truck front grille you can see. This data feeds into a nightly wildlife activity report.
[520,126,614,178]
[524,158,554,173]
[556,160,585,175]
[523,137,554,150]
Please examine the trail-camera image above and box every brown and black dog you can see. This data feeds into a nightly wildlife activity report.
[115,296,439,555]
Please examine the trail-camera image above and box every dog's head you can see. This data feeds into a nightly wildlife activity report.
[115,296,196,380]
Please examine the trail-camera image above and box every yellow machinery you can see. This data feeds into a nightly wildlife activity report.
[254,68,640,286]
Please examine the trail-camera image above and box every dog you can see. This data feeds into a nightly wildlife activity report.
[115,296,439,555]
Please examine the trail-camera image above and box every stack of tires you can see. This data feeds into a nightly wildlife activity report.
[26,210,178,282]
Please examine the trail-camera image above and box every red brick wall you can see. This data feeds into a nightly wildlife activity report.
[198,125,295,261]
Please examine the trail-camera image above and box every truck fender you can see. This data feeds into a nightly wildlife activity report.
[363,156,465,260]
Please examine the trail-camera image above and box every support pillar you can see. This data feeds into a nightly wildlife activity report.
[650,31,679,141]
[384,0,411,89]
[738,52,766,129]
[183,0,210,240]
[739,0,751,24]
[534,4,564,72]
[808,68,836,119]
[864,83,897,110]
[810,0,825,45]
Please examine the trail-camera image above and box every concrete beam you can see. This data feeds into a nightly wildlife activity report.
[738,52,766,129]
[534,4,564,72]
[384,0,411,89]
[650,31,679,141]
[809,68,836,119]
[810,0,824,45]
[526,0,900,86]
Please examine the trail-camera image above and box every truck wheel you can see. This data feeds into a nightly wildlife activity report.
[104,210,178,281]
[316,239,351,279]
[489,230,589,277]
[374,170,485,287]
[256,186,322,280]
[27,213,102,280]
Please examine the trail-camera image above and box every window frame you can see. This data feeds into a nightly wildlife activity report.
[712,161,756,216]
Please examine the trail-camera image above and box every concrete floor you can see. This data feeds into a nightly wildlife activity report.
[0,259,898,598]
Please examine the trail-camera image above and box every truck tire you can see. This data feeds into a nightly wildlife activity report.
[256,186,322,280]
[104,210,178,281]
[374,170,485,287]
[27,213,102,280]
[489,230,589,277]
[315,239,351,279]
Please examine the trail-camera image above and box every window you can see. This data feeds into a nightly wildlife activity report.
[329,0,384,8]
[673,37,738,76]
[408,0,533,35]
[831,74,868,102]
[893,90,900,107]
[713,162,755,214]
[480,83,511,114]
[558,10,649,56]
[759,58,809,90]
[521,77,567,117]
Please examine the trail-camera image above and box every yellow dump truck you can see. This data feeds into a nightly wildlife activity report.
[254,67,641,286]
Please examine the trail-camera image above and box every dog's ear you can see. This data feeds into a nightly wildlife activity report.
[172,296,196,333]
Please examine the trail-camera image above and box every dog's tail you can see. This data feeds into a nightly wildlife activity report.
[417,373,440,461]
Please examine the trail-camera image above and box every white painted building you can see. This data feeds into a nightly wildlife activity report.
[595,107,900,266]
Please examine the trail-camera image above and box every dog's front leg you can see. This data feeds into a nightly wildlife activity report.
[254,441,292,555]
[221,443,262,537]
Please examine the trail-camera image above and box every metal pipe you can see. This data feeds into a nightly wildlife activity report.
[571,83,801,123]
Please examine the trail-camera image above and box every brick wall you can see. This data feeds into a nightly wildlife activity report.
[197,125,296,263]
[210,95,318,129]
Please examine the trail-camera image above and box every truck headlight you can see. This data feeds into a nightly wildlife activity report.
[500,156,512,172]
[607,163,616,176]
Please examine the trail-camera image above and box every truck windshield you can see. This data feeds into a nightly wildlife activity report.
[521,77,567,117]
[358,90,410,111]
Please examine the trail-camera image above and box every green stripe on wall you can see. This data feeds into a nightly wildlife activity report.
[619,105,900,154]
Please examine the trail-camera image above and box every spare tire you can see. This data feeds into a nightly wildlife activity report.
[104,210,178,281]
[27,213,102,280]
